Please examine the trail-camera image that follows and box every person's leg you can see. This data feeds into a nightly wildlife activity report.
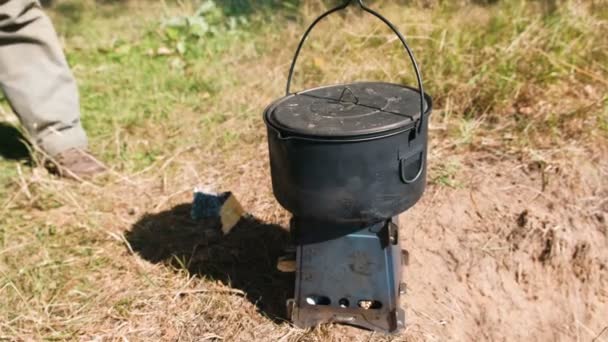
[0,0,87,157]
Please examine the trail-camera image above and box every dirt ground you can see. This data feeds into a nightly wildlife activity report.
[2,130,606,341]
[201,140,607,341]
[400,149,607,341]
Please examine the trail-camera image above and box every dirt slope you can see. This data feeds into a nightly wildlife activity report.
[398,150,607,341]
[209,140,607,341]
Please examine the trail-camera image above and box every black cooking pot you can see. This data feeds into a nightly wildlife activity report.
[264,0,432,225]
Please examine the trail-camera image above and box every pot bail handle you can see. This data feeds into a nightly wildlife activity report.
[285,0,427,133]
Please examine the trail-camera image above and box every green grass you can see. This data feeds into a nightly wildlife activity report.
[43,0,608,173]
[45,1,262,171]
[0,0,607,340]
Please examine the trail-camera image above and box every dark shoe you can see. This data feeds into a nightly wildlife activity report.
[46,148,107,179]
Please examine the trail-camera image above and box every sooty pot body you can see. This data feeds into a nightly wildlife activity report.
[265,94,432,225]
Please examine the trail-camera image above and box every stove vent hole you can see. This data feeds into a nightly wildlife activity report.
[358,300,383,310]
[305,295,331,306]
[339,298,350,308]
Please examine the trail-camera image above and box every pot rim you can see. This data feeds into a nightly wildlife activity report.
[264,82,433,142]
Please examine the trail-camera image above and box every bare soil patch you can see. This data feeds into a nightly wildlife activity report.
[400,149,608,341]
[106,141,607,341]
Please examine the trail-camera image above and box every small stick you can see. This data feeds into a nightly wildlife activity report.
[172,288,246,301]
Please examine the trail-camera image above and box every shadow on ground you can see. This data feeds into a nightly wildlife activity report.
[0,123,30,161]
[126,204,293,321]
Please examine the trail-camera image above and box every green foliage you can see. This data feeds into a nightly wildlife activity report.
[162,1,247,55]
[431,159,462,188]
[218,0,300,16]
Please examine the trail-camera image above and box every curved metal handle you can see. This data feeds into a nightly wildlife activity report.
[400,153,425,184]
[285,0,427,133]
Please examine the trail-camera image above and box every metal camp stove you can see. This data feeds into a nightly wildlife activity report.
[287,217,407,333]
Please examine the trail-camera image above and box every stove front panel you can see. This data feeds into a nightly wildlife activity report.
[290,218,406,333]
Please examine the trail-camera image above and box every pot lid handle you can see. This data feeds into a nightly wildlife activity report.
[285,0,427,133]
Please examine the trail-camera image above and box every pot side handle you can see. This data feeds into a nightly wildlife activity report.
[285,0,427,134]
[400,151,425,184]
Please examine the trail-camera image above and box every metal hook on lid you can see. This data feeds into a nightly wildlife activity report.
[338,87,359,104]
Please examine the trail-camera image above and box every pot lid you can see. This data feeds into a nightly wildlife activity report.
[265,82,430,138]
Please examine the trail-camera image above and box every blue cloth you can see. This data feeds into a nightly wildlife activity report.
[191,191,231,220]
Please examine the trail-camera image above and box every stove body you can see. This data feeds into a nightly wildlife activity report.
[287,217,407,333]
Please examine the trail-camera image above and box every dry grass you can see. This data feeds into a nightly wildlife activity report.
[0,0,607,341]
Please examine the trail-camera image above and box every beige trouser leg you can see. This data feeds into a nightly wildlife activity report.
[0,0,87,157]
